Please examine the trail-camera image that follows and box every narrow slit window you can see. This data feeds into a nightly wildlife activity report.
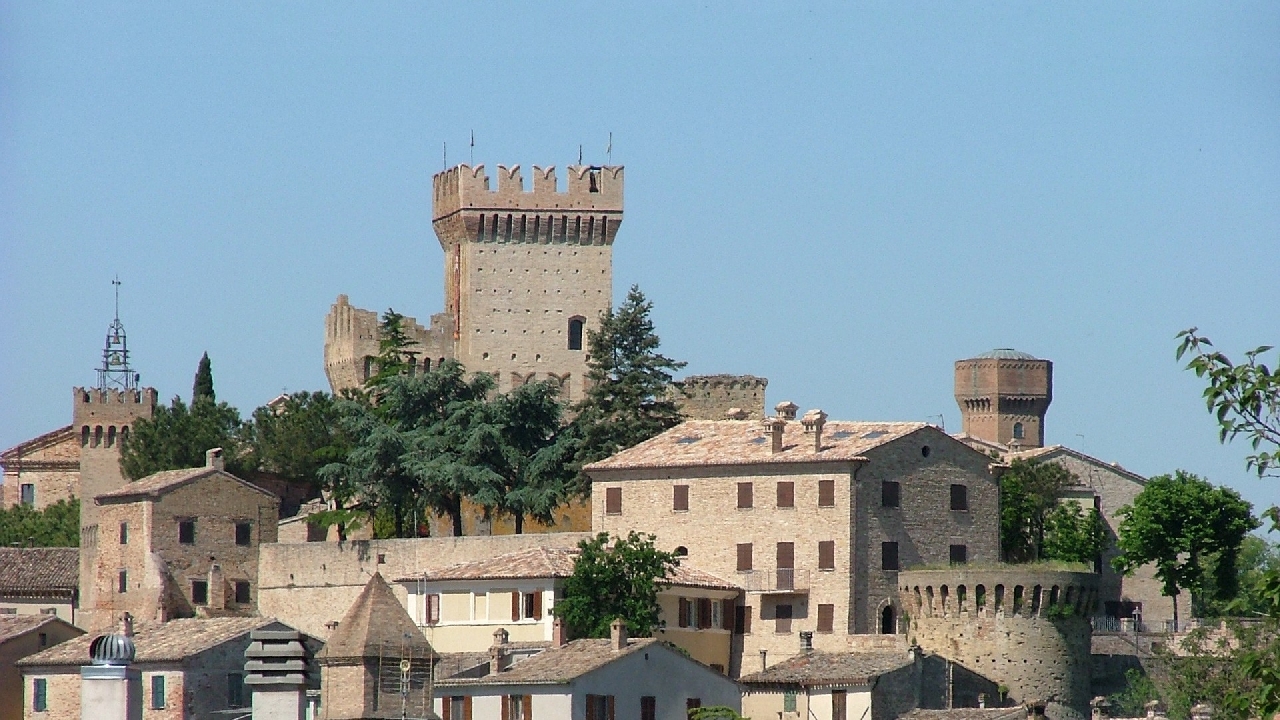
[568,317,585,350]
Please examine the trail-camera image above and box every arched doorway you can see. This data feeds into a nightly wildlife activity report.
[881,604,896,634]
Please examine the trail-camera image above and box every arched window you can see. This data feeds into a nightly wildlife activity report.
[567,317,585,351]
[881,605,896,634]
[81,426,90,447]
[674,546,688,557]
[1013,422,1025,439]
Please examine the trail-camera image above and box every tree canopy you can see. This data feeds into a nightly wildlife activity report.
[0,499,79,547]
[1000,459,1104,565]
[192,351,215,404]
[553,531,680,639]
[252,391,349,488]
[120,395,250,479]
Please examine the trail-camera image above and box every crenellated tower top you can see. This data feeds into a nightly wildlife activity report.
[431,164,624,249]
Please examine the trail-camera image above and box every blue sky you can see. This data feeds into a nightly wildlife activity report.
[2,3,1277,516]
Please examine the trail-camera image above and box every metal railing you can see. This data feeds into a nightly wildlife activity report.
[740,568,810,593]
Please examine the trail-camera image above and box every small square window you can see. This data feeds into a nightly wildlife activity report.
[235,581,251,605]
[950,484,968,511]
[235,522,251,546]
[817,604,835,633]
[776,481,794,508]
[882,542,899,571]
[178,519,195,545]
[818,541,836,570]
[192,580,208,605]
[950,545,968,565]
[736,543,753,572]
[673,484,689,512]
[605,487,622,515]
[737,482,753,509]
[882,481,900,508]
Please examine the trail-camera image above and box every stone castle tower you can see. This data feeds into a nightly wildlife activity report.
[325,163,622,403]
[954,349,1052,448]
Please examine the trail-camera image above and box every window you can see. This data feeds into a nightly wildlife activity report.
[118,570,128,594]
[950,484,968,511]
[776,542,794,568]
[38,632,47,646]
[776,481,794,508]
[734,605,752,634]
[674,546,688,557]
[775,603,793,634]
[678,598,691,628]
[882,542,899,571]
[227,673,245,708]
[192,580,209,605]
[151,674,166,709]
[444,697,470,720]
[950,544,968,565]
[783,692,798,713]
[424,594,440,625]
[641,696,656,720]
[1013,421,1025,439]
[817,603,835,633]
[568,317,585,350]
[585,694,614,720]
[235,581,251,605]
[818,479,835,507]
[19,484,34,507]
[522,591,543,620]
[737,482,753,509]
[507,694,530,720]
[178,519,195,544]
[711,599,724,629]
[697,598,713,629]
[687,698,702,713]
[736,543,753,572]
[818,541,836,571]
[235,522,252,546]
[882,481,900,508]
[33,678,47,712]
[604,487,622,515]
[673,484,689,512]
[881,605,897,634]
[119,523,128,545]
[832,690,847,720]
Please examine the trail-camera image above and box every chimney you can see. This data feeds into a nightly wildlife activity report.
[802,409,828,452]
[799,631,813,653]
[775,401,798,421]
[978,694,987,709]
[206,447,225,471]
[207,563,225,611]
[610,618,627,651]
[724,407,749,420]
[119,612,134,637]
[551,617,567,648]
[490,628,510,673]
[762,418,786,454]
[1091,697,1109,720]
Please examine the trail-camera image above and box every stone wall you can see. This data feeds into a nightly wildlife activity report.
[0,426,80,510]
[674,375,769,421]
[899,568,1098,720]
[954,357,1052,448]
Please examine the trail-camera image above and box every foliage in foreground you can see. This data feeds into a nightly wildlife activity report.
[1000,459,1105,565]
[553,531,680,639]
[0,499,80,547]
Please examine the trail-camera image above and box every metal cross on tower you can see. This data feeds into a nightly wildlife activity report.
[97,276,139,391]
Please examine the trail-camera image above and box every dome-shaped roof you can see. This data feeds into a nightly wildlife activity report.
[89,631,136,666]
[971,348,1038,360]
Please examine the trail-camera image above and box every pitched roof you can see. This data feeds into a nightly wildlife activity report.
[17,617,277,667]
[437,638,658,686]
[95,465,277,504]
[739,651,913,688]
[1,425,76,463]
[317,572,433,662]
[1006,445,1147,485]
[0,615,74,645]
[900,709,1025,720]
[0,548,79,595]
[586,420,930,472]
[398,547,739,591]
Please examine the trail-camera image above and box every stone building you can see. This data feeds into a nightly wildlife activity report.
[739,648,920,720]
[586,403,1002,676]
[79,449,279,633]
[0,428,80,510]
[0,615,83,720]
[954,349,1052,450]
[0,548,79,624]
[18,616,297,720]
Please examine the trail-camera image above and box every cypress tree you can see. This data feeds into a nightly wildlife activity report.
[192,352,215,404]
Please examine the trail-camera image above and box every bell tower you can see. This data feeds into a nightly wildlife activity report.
[954,348,1052,449]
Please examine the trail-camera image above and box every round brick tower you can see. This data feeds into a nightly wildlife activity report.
[899,568,1097,720]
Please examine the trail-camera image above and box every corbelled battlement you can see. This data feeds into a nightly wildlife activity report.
[899,568,1098,621]
[73,387,158,406]
[433,163,623,218]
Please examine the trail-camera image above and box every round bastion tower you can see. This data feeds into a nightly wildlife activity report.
[899,568,1097,720]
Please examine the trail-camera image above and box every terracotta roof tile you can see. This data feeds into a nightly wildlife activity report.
[0,615,69,644]
[437,638,658,686]
[585,420,928,472]
[900,709,1025,720]
[398,547,739,591]
[1,425,76,462]
[317,573,433,662]
[95,466,276,504]
[17,617,277,667]
[0,548,79,595]
[740,651,912,687]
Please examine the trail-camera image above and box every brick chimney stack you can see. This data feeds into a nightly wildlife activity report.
[762,418,786,454]
[802,409,827,452]
[610,618,627,651]
[774,401,798,421]
[206,448,225,471]
[552,617,567,647]
[490,628,510,673]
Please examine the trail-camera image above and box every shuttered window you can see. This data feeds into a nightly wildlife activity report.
[424,594,440,625]
[720,599,733,629]
[678,598,691,628]
[697,598,713,629]
[641,696,656,720]
[818,541,835,571]
[775,603,793,634]
[817,603,835,633]
[776,481,794,508]
[736,543,753,572]
[673,485,689,511]
[737,482,753,509]
[776,542,794,569]
[605,487,622,515]
[735,605,752,634]
[818,479,835,507]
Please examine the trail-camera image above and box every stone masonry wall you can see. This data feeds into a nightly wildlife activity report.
[674,375,769,421]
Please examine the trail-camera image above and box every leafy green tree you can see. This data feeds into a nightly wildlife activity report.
[1107,668,1161,718]
[0,499,80,547]
[120,396,251,479]
[1041,501,1107,566]
[571,286,686,492]
[251,391,348,488]
[1113,471,1258,629]
[366,309,415,390]
[1177,329,1279,477]
[1000,459,1077,562]
[192,352,215,404]
[553,531,680,639]
[689,708,750,720]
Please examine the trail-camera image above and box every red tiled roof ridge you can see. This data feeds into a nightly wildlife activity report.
[1,425,76,461]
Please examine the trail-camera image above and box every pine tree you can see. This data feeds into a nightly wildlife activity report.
[192,352,215,404]
[365,309,414,390]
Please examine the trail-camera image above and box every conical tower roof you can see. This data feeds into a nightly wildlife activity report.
[317,572,433,662]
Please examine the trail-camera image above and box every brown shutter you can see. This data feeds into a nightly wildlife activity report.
[777,481,794,508]
[818,541,835,570]
[512,592,520,621]
[742,605,752,634]
[443,697,451,720]
[464,696,473,720]
[586,696,596,720]
[818,479,835,507]
[832,690,847,720]
[737,482,753,509]
[817,603,834,633]
[533,591,543,620]
[673,484,689,511]
[721,600,733,629]
[736,543,752,572]
[523,695,532,720]
[776,542,794,569]
[700,598,713,629]
[502,696,510,720]
[606,695,615,720]
[605,487,622,514]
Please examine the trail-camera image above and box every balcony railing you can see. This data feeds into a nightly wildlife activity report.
[740,568,810,594]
